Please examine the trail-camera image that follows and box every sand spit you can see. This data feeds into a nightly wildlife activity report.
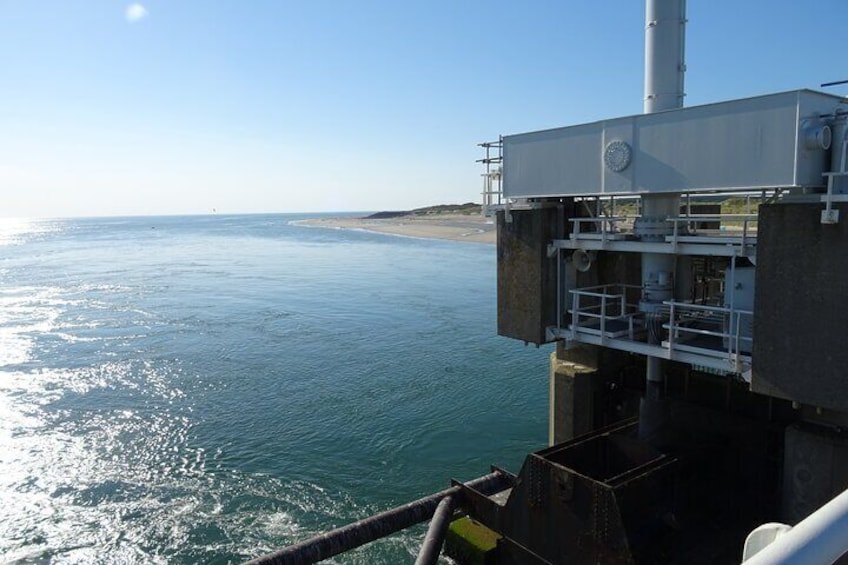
[298,213,496,244]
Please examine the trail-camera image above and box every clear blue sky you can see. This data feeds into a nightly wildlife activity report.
[2,1,847,217]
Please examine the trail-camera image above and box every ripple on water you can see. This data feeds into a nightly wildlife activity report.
[0,216,547,564]
[0,360,422,563]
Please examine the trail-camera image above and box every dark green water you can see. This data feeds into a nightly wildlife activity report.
[0,214,551,563]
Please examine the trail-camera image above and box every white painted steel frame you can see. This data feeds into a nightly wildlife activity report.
[551,238,755,259]
[551,224,755,376]
[567,285,642,341]
[548,325,751,376]
[557,287,753,377]
[663,300,753,374]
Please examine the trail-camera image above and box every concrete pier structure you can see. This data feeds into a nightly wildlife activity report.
[482,72,848,565]
[250,1,848,562]
[548,349,597,446]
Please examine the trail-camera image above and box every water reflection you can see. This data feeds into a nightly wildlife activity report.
[0,218,62,247]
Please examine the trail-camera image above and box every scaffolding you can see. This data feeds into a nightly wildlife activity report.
[478,139,503,217]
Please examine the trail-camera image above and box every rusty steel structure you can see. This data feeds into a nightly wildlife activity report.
[243,471,512,565]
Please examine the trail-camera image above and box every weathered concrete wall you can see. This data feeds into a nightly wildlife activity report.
[496,206,568,344]
[549,351,597,446]
[783,423,848,524]
[752,202,848,411]
[549,343,640,446]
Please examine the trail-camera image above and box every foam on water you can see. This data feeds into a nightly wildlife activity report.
[0,214,550,563]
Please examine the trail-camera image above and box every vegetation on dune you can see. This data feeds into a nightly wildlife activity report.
[363,203,482,219]
[411,202,481,215]
[363,197,757,221]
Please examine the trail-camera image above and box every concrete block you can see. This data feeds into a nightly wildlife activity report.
[444,517,500,565]
[496,206,569,345]
[549,351,598,445]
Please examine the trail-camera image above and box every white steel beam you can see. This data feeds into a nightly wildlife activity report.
[547,327,751,375]
[550,238,755,258]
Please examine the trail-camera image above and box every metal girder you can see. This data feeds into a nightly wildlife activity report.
[547,326,751,377]
[550,238,755,258]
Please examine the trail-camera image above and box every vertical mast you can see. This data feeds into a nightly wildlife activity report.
[639,0,686,432]
[644,0,686,113]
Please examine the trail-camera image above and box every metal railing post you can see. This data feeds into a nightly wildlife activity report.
[600,295,607,341]
[668,302,676,353]
[672,214,679,246]
[571,292,579,340]
[556,248,562,329]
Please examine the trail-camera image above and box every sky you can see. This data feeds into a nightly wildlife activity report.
[2,1,848,218]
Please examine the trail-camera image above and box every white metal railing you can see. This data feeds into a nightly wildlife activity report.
[567,284,642,340]
[821,138,848,224]
[564,192,772,251]
[560,282,754,374]
[742,487,848,564]
[569,212,760,251]
[668,214,758,248]
[663,301,753,372]
[569,217,628,242]
[478,139,503,217]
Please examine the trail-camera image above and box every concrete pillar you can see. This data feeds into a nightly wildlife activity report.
[549,350,598,446]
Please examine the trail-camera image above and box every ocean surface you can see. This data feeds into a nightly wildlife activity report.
[0,214,551,564]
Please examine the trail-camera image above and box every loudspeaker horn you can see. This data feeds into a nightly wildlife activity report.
[572,249,594,272]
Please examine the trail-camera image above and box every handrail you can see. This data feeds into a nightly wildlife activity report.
[743,487,848,564]
[568,211,761,246]
[668,213,758,247]
[564,288,753,373]
[664,300,753,371]
[669,214,758,221]
[570,283,642,293]
[568,285,641,340]
[664,301,753,316]
[569,217,629,223]
[569,217,628,242]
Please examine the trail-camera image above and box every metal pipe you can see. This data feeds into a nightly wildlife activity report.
[743,488,848,564]
[414,495,457,565]
[641,0,686,396]
[646,356,663,383]
[242,472,508,565]
[644,0,686,113]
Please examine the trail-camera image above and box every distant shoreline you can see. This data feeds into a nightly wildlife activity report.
[295,210,496,245]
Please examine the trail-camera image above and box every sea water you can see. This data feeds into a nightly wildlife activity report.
[0,214,551,564]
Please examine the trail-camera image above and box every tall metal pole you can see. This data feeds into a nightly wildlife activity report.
[643,0,686,114]
[639,0,686,439]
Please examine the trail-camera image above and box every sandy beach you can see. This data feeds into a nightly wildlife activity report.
[298,213,496,244]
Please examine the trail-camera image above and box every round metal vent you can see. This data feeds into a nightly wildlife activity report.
[603,140,632,172]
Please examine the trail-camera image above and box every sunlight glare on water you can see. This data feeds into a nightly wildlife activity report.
[0,217,62,247]
[0,215,550,563]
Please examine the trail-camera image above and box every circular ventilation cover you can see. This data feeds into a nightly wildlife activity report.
[604,140,632,173]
